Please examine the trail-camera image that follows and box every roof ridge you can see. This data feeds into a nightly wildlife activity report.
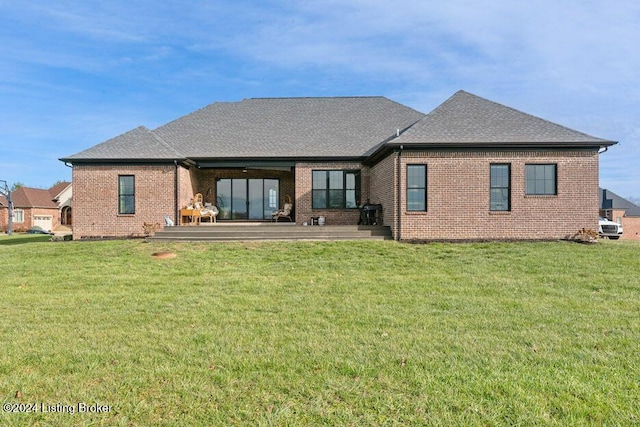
[245,96,387,100]
[147,128,185,158]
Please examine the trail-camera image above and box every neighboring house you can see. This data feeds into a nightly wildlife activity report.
[0,199,6,231]
[60,91,616,241]
[0,182,71,233]
[599,187,640,240]
[51,181,73,226]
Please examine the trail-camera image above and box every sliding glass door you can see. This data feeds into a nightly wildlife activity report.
[216,178,279,220]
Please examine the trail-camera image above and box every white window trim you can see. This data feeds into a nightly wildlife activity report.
[13,209,24,223]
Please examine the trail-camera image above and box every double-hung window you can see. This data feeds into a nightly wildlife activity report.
[526,164,557,195]
[490,164,510,211]
[312,170,360,209]
[13,209,24,223]
[118,175,135,214]
[406,164,427,211]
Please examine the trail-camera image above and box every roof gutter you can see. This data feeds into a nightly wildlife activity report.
[58,159,193,169]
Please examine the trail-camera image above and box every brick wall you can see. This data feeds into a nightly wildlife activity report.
[0,207,7,232]
[72,148,601,240]
[73,164,178,238]
[394,149,600,241]
[178,165,194,213]
[621,217,640,240]
[370,153,398,232]
[295,162,366,226]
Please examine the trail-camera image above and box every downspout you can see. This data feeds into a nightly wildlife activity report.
[396,145,403,241]
[174,161,179,224]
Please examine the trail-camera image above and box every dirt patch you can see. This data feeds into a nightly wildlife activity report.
[152,251,176,259]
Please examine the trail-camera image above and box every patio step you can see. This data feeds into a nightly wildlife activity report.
[150,223,392,242]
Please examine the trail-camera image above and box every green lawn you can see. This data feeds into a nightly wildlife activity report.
[1,235,639,426]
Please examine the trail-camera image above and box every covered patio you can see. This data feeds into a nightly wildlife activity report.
[184,161,296,223]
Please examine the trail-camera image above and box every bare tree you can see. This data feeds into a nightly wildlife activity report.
[628,196,640,206]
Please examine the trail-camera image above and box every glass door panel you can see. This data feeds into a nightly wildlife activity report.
[231,179,247,219]
[248,179,264,220]
[216,179,232,219]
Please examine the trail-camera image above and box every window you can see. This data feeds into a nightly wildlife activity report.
[526,164,557,195]
[406,164,427,211]
[118,175,135,214]
[312,170,360,209]
[13,209,24,223]
[490,164,510,211]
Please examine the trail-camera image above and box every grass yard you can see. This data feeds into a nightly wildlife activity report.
[1,235,639,426]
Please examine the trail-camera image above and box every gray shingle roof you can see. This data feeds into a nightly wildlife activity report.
[392,91,615,146]
[63,126,184,161]
[153,97,424,158]
[62,97,424,162]
[600,187,640,216]
[60,92,616,163]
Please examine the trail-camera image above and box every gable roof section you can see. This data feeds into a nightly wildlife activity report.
[49,181,71,201]
[600,188,640,216]
[62,126,185,162]
[391,91,616,148]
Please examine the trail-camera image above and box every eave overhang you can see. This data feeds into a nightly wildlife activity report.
[364,140,618,166]
[192,156,365,168]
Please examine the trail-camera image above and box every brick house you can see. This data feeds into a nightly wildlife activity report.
[599,188,640,240]
[0,182,71,232]
[60,91,616,240]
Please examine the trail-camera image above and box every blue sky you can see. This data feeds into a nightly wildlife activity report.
[1,1,639,199]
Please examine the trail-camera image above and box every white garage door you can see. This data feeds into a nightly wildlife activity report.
[34,215,53,231]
